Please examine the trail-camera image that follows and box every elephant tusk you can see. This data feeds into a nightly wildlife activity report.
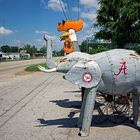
[38,65,57,72]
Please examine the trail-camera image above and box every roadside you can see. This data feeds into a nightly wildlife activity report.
[0,59,46,74]
[0,58,45,90]
[0,58,140,140]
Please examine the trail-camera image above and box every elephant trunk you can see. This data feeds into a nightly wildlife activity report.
[38,65,57,73]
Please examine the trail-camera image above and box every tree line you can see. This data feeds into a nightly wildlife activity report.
[0,44,46,58]
[0,44,64,57]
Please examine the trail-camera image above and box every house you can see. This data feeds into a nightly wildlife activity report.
[9,53,20,60]
[0,51,2,60]
[0,52,10,60]
[0,51,30,60]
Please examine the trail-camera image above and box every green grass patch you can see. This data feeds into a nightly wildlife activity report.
[25,63,47,72]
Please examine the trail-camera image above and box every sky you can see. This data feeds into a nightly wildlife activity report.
[0,0,99,51]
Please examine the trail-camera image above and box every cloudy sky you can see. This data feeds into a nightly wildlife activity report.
[0,0,99,51]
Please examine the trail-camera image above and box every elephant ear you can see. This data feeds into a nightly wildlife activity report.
[65,60,102,88]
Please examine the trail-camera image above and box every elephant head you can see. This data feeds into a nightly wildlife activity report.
[38,51,102,88]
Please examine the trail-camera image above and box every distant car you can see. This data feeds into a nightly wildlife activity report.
[20,53,30,59]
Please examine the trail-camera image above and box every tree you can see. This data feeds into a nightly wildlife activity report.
[11,46,19,53]
[54,49,64,56]
[80,40,89,53]
[30,45,37,58]
[23,44,37,58]
[95,0,140,48]
[1,45,11,53]
[39,46,46,54]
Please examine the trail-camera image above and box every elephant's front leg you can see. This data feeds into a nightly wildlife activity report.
[77,88,88,128]
[79,88,97,137]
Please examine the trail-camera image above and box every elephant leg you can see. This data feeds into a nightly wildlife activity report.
[81,87,85,101]
[132,93,140,127]
[77,88,88,128]
[79,88,97,137]
[139,96,140,128]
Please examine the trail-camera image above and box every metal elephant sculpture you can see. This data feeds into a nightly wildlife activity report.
[38,49,140,137]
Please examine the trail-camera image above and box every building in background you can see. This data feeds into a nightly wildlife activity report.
[0,51,30,61]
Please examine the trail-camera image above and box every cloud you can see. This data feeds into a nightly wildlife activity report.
[0,26,14,35]
[83,21,91,29]
[36,31,58,40]
[41,0,67,12]
[35,30,49,34]
[51,35,59,40]
[78,22,94,44]
[13,39,21,44]
[36,38,42,43]
[71,7,81,13]
[78,1,98,43]
[48,0,67,11]
[80,0,98,8]
[81,10,97,21]
[44,34,59,41]
[35,34,63,51]
[9,39,21,46]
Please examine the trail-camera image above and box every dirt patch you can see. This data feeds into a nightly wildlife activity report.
[14,70,33,76]
[0,70,40,90]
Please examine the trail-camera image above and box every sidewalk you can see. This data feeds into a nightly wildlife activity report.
[0,72,140,140]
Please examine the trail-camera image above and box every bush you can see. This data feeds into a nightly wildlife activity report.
[89,45,110,54]
[124,43,140,50]
[25,63,47,72]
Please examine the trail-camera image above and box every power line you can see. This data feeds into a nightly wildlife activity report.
[63,0,71,20]
[77,0,80,19]
[58,0,68,20]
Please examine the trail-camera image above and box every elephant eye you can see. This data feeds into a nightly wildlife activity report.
[60,58,68,63]
[68,59,72,62]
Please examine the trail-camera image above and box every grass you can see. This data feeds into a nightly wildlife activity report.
[25,63,47,72]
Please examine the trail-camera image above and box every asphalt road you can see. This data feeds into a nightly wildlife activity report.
[0,60,140,140]
[0,59,46,74]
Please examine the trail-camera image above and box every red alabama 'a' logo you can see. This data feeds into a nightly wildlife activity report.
[114,59,127,76]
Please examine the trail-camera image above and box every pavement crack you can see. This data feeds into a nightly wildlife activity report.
[0,73,58,128]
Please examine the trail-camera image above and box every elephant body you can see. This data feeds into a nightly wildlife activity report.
[65,49,140,95]
[38,49,140,136]
[94,49,140,95]
[61,49,140,136]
